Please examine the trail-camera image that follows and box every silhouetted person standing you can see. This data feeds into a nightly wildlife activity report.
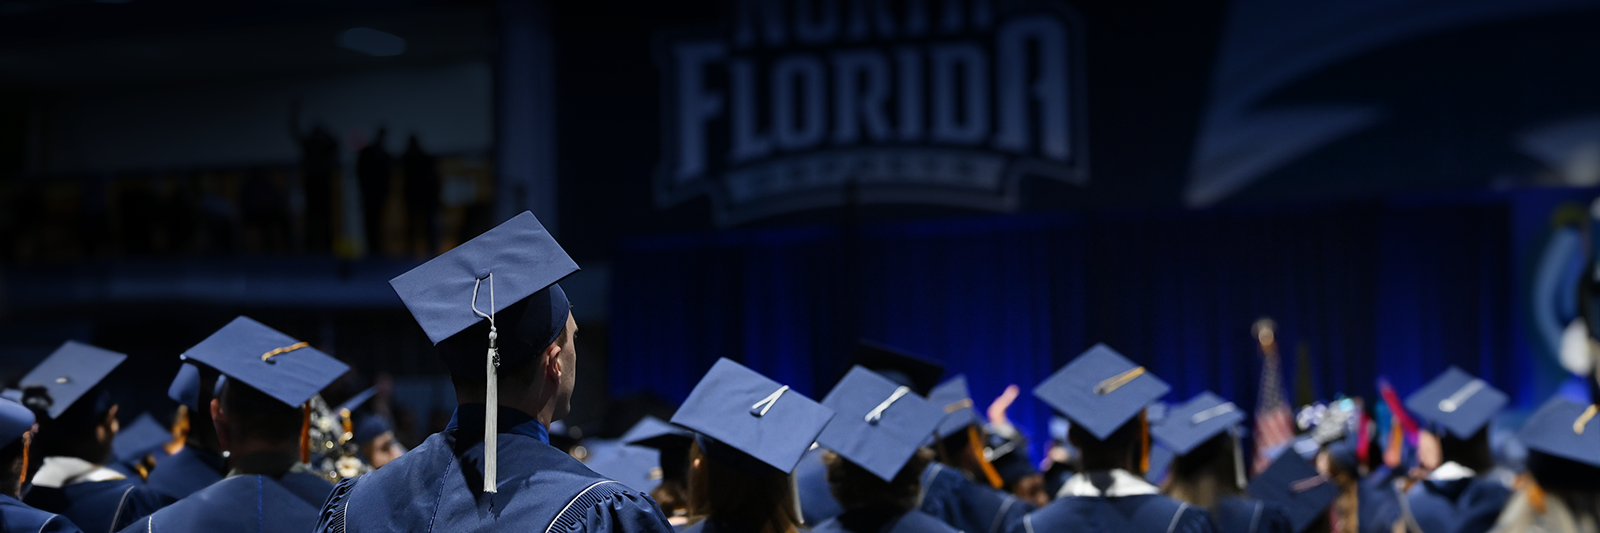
[401,134,440,255]
[289,103,338,254]
[357,127,393,255]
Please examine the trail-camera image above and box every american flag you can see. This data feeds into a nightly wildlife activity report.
[1253,344,1295,474]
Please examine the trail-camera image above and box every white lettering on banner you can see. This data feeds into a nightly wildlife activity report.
[657,0,1085,226]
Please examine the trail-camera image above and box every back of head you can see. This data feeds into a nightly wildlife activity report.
[1438,427,1494,473]
[24,385,113,462]
[1070,415,1142,472]
[824,448,932,514]
[1165,434,1240,509]
[219,379,302,450]
[686,441,800,533]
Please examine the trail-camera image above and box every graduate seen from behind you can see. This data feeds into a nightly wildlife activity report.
[108,363,229,531]
[811,366,961,533]
[316,211,675,532]
[1152,392,1293,533]
[120,316,350,533]
[18,341,135,533]
[1,394,83,533]
[1015,343,1216,533]
[1396,367,1511,533]
[671,358,835,533]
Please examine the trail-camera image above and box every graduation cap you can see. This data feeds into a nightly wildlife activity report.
[182,316,349,409]
[848,342,945,396]
[20,341,127,419]
[1517,396,1600,468]
[1150,392,1245,456]
[168,363,202,412]
[621,415,693,450]
[927,375,983,440]
[1404,366,1507,439]
[1,389,19,403]
[671,358,834,474]
[389,211,576,493]
[817,366,944,481]
[0,397,33,447]
[585,444,663,494]
[336,388,391,445]
[113,412,171,463]
[1144,444,1175,484]
[1248,450,1339,532]
[1032,343,1170,440]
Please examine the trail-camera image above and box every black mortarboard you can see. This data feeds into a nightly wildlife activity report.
[848,341,945,396]
[1032,343,1170,440]
[21,341,126,419]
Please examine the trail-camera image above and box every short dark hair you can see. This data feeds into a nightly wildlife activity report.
[824,448,932,513]
[219,379,302,447]
[24,385,113,462]
[1069,414,1141,472]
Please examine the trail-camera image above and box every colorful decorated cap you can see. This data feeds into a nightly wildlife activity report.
[848,342,946,396]
[389,211,578,376]
[1517,396,1599,468]
[1032,343,1170,440]
[671,358,835,474]
[20,341,127,419]
[182,316,349,408]
[168,363,202,412]
[113,412,171,463]
[1150,391,1246,455]
[0,397,34,447]
[1248,449,1339,532]
[927,375,983,439]
[1404,366,1507,439]
[817,366,944,481]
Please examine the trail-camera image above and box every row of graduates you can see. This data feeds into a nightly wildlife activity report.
[0,209,1594,533]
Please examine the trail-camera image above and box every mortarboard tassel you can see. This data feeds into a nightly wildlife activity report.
[1231,426,1247,489]
[968,425,1004,489]
[474,274,500,493]
[301,403,312,464]
[1139,410,1150,474]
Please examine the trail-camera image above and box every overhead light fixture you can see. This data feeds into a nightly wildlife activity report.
[338,27,406,57]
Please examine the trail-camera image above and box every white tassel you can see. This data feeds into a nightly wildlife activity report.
[485,330,498,493]
[1231,426,1246,490]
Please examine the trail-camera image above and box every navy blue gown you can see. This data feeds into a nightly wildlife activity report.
[0,494,83,533]
[24,477,139,533]
[115,470,333,533]
[919,462,1032,533]
[1211,496,1292,533]
[812,508,962,533]
[313,406,674,533]
[1012,494,1216,533]
[1357,467,1403,533]
[106,446,227,531]
[1401,477,1510,533]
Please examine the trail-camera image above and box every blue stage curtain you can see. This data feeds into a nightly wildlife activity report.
[609,200,1513,458]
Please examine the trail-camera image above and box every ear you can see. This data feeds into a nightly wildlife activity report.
[210,398,229,451]
[104,404,120,433]
[543,342,564,381]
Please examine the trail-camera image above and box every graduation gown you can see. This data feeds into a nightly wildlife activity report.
[1013,470,1216,533]
[812,508,962,533]
[1357,466,1403,533]
[0,494,83,533]
[115,469,333,533]
[313,405,675,533]
[24,457,140,533]
[920,461,1032,533]
[106,446,227,532]
[1211,496,1292,533]
[1399,465,1510,533]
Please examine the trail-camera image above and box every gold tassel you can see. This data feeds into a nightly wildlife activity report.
[1139,410,1150,473]
[18,435,28,490]
[969,425,1003,488]
[165,405,190,455]
[300,403,311,464]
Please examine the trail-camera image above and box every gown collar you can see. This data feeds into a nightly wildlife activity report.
[446,404,550,445]
[1058,469,1160,498]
